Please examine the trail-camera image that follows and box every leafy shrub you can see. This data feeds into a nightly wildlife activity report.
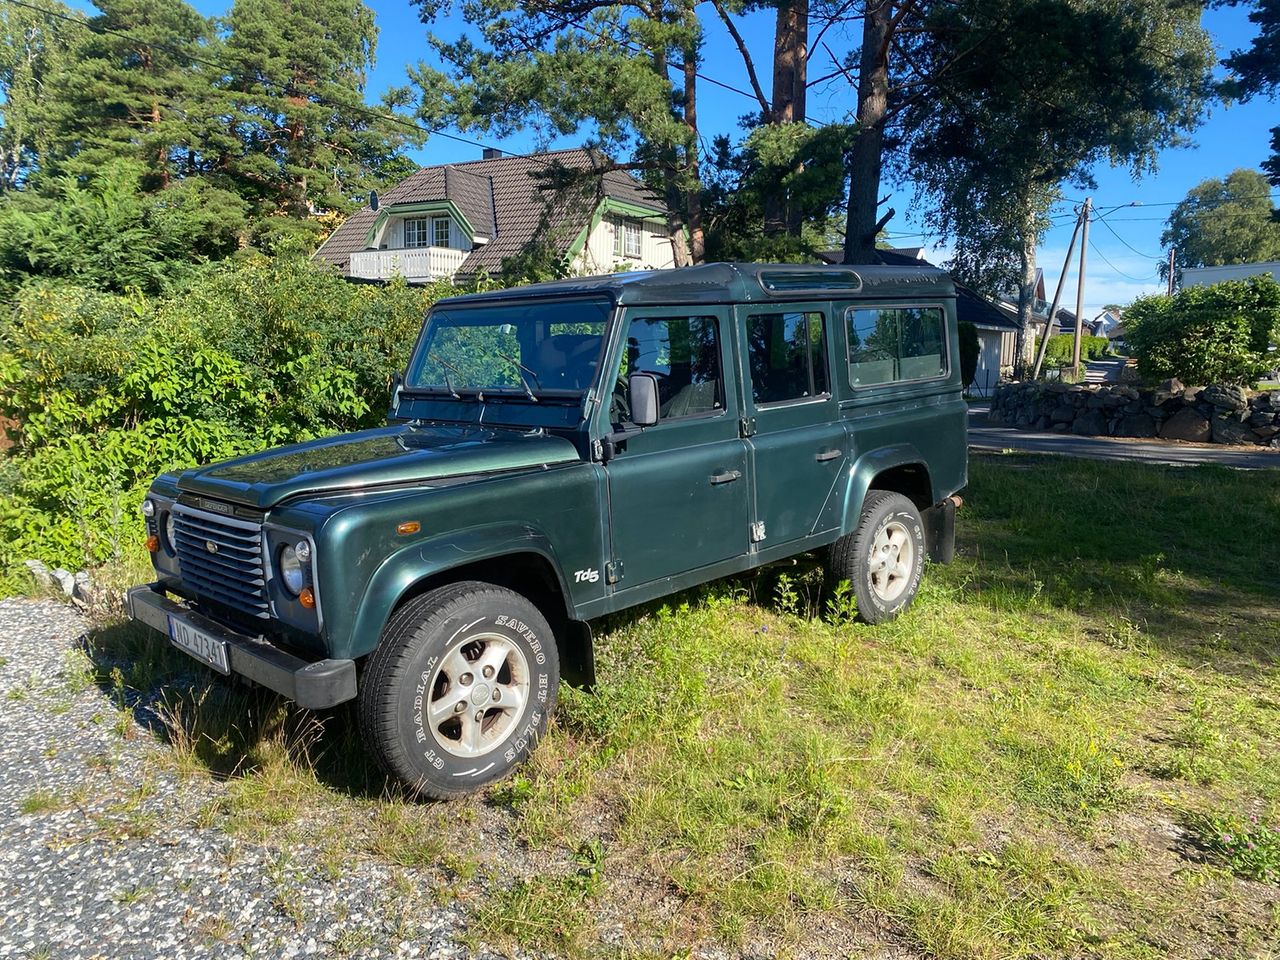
[958,320,979,387]
[1125,275,1280,385]
[0,255,459,577]
[1039,333,1109,368]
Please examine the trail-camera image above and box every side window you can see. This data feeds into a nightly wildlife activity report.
[746,311,829,405]
[623,315,723,420]
[847,306,948,386]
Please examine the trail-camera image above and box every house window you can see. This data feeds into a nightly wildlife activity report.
[613,218,643,259]
[403,217,429,248]
[432,216,450,248]
[847,306,948,386]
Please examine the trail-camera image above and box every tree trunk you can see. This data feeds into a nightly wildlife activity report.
[655,49,692,267]
[684,49,705,264]
[1014,223,1039,377]
[843,0,892,264]
[764,0,808,236]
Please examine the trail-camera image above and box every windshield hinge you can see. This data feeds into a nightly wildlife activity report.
[739,416,756,438]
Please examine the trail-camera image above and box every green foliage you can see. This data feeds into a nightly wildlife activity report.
[957,320,979,387]
[1188,811,1280,884]
[0,257,456,573]
[1222,1,1280,191]
[1038,333,1108,368]
[0,160,248,297]
[1161,169,1280,282]
[1125,275,1280,385]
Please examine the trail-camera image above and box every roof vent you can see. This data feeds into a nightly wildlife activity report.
[482,147,503,160]
[758,268,863,295]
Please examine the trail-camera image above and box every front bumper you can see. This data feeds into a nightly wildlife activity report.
[127,584,357,709]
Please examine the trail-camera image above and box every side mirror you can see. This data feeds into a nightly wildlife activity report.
[629,372,660,427]
[388,370,404,420]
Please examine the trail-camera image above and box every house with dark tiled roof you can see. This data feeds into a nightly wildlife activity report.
[314,148,676,283]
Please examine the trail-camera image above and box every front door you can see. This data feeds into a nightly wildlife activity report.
[603,306,749,587]
[735,303,846,547]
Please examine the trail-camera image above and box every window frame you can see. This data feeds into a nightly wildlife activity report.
[613,218,643,260]
[743,309,832,409]
[432,216,451,248]
[844,302,951,390]
[402,217,430,249]
[618,312,727,425]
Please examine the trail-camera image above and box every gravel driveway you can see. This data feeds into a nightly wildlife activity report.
[0,598,513,960]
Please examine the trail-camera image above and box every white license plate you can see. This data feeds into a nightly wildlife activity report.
[167,615,231,675]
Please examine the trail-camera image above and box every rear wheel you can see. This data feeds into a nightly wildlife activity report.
[826,490,925,624]
[359,581,559,799]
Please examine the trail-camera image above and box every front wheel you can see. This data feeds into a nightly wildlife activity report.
[826,490,926,624]
[358,581,559,799]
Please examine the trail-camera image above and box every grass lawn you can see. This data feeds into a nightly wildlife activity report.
[87,454,1280,958]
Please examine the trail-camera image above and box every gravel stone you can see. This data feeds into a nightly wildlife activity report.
[0,599,531,960]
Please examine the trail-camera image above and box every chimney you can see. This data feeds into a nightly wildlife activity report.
[482,148,503,160]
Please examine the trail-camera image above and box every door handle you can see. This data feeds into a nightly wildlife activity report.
[815,449,843,462]
[709,469,742,485]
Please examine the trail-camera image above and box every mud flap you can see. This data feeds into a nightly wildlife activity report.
[923,497,957,564]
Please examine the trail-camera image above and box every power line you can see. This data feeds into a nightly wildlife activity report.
[1093,215,1162,260]
[1088,239,1155,283]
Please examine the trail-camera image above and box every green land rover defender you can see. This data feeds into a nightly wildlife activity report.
[129,263,967,798]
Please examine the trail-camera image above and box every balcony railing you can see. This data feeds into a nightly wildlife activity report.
[349,246,468,281]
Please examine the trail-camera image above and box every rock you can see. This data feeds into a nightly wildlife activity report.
[1160,407,1211,442]
[1182,386,1203,403]
[23,560,56,593]
[1115,413,1157,438]
[1072,410,1108,436]
[71,571,95,608]
[1248,409,1274,428]
[1050,402,1075,423]
[1045,381,1070,393]
[1202,384,1248,411]
[1086,393,1109,409]
[1212,414,1256,445]
[1100,392,1127,408]
[1152,378,1184,404]
[1253,424,1280,440]
[50,568,75,597]
[1035,416,1051,430]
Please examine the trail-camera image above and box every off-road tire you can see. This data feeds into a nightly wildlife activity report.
[358,581,559,799]
[827,490,925,624]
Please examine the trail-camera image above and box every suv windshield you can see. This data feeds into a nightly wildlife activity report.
[407,298,611,398]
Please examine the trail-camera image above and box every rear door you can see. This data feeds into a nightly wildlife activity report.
[735,303,846,547]
[603,306,750,586]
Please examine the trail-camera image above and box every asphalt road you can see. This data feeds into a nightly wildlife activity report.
[967,405,1280,469]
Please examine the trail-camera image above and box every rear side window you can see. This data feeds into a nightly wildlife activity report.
[746,312,829,405]
[623,315,723,419]
[847,306,947,386]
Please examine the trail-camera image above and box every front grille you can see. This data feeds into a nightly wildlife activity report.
[172,504,270,619]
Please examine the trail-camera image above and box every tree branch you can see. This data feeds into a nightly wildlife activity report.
[708,0,770,115]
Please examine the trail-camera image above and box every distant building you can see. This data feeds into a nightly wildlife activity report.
[1181,261,1280,287]
[314,148,676,283]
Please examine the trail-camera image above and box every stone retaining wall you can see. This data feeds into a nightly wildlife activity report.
[988,380,1280,446]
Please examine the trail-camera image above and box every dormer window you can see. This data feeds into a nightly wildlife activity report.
[613,218,642,259]
[433,216,450,247]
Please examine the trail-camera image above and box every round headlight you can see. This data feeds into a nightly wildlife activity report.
[294,539,312,564]
[279,545,305,595]
[142,499,156,518]
[163,512,177,555]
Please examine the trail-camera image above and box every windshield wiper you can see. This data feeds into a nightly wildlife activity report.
[428,353,464,400]
[496,352,541,403]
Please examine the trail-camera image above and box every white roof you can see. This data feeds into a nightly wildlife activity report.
[1182,262,1280,287]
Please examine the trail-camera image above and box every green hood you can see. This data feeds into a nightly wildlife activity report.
[176,424,581,509]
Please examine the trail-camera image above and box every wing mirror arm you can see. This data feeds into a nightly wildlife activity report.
[600,372,660,462]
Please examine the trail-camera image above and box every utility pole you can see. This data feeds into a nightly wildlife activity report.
[1031,205,1085,380]
[1071,197,1091,379]
[1167,247,1176,296]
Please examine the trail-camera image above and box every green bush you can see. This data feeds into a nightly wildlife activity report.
[1038,333,1109,368]
[958,320,980,387]
[1125,275,1280,385]
[0,255,459,577]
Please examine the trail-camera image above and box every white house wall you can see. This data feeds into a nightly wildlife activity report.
[1182,261,1280,287]
[573,216,676,274]
[376,214,469,251]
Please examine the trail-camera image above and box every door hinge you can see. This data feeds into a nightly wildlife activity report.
[739,416,756,438]
[750,521,767,543]
[606,560,624,584]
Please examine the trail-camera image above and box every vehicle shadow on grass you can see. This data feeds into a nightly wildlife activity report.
[81,617,397,801]
[960,454,1280,679]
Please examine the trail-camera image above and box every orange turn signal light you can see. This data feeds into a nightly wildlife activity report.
[298,586,316,609]
[396,521,421,536]
[145,535,160,553]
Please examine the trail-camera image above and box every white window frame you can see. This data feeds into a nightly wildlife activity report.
[432,216,450,248]
[613,217,643,259]
[403,217,429,249]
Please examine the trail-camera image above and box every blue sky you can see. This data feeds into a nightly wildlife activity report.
[76,1,1280,316]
